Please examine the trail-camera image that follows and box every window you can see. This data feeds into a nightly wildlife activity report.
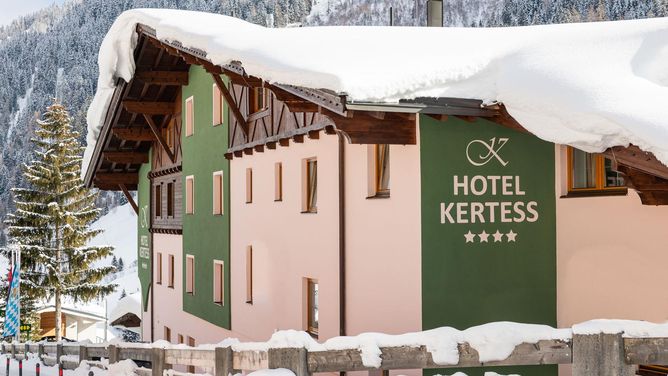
[245,246,253,304]
[213,260,224,305]
[185,96,194,137]
[249,86,268,113]
[306,278,318,338]
[167,182,174,217]
[156,252,163,285]
[155,184,162,218]
[187,336,195,347]
[245,168,253,203]
[275,163,283,201]
[186,255,194,295]
[213,171,224,215]
[374,144,390,197]
[212,83,224,126]
[186,176,194,214]
[164,122,174,150]
[567,147,626,196]
[178,334,184,344]
[302,158,317,213]
[168,254,175,289]
[164,326,171,343]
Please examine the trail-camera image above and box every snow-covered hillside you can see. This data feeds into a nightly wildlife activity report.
[89,203,137,266]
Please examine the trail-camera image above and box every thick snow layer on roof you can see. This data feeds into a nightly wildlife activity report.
[82,9,668,177]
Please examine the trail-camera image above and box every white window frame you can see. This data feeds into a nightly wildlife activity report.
[213,171,224,215]
[185,96,195,137]
[213,260,225,305]
[186,175,195,215]
[186,254,195,295]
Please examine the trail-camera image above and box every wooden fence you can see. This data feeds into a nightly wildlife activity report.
[1,333,667,376]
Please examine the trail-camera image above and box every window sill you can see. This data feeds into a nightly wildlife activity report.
[168,285,175,289]
[300,210,318,214]
[366,191,390,199]
[274,199,282,202]
[212,123,223,127]
[245,300,253,305]
[307,330,318,339]
[213,302,224,306]
[561,188,628,199]
[187,292,194,296]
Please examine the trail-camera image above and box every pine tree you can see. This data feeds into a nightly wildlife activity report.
[117,257,124,272]
[111,255,118,270]
[5,101,116,341]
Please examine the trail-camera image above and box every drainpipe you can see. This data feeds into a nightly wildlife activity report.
[336,131,346,338]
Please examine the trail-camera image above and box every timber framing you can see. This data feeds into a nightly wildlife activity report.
[84,23,668,205]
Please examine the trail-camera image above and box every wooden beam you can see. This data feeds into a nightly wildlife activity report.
[603,145,668,181]
[266,141,277,150]
[211,74,248,137]
[134,71,189,86]
[143,114,176,163]
[293,134,304,143]
[279,138,290,147]
[254,145,264,153]
[119,184,139,215]
[283,101,319,113]
[103,151,149,165]
[307,130,320,140]
[112,127,155,142]
[243,148,253,155]
[233,150,243,158]
[123,101,176,115]
[94,173,139,185]
[322,110,416,145]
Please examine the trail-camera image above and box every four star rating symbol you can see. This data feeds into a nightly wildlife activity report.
[464,230,517,243]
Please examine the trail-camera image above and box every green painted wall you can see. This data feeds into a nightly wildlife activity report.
[181,65,231,329]
[420,115,557,376]
[138,152,152,311]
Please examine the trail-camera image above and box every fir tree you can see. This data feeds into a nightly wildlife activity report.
[117,257,124,272]
[5,101,116,341]
[111,255,118,270]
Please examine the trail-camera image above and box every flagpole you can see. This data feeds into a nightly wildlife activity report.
[16,246,20,343]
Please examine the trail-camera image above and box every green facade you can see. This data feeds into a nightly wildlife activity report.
[181,65,231,329]
[420,115,557,376]
[137,152,152,311]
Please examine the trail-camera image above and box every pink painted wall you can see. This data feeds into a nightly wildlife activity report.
[555,145,668,373]
[230,135,341,342]
[343,140,422,337]
[151,234,239,346]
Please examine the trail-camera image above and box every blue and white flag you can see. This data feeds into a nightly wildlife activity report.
[4,263,20,337]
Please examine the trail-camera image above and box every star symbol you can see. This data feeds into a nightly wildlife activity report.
[464,230,476,243]
[478,230,489,243]
[492,230,504,242]
[506,230,518,242]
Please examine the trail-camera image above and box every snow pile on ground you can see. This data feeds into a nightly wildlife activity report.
[83,9,668,176]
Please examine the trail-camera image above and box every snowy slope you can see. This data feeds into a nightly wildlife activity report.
[84,10,668,177]
[89,203,137,266]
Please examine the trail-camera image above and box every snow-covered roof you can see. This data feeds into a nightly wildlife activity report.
[109,291,141,325]
[83,9,668,176]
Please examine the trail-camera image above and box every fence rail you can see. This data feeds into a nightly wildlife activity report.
[0,333,665,376]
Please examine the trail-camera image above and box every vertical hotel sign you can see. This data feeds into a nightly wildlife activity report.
[137,159,152,311]
[420,116,556,376]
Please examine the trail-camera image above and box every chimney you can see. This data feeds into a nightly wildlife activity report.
[427,0,443,27]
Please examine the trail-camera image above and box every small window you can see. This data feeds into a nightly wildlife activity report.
[167,182,174,217]
[213,171,224,215]
[213,260,224,305]
[178,334,184,344]
[212,83,224,126]
[164,326,171,343]
[186,255,195,295]
[156,252,163,285]
[186,176,195,215]
[275,163,283,201]
[185,96,194,137]
[245,168,253,204]
[249,86,268,113]
[187,337,196,372]
[568,147,626,196]
[245,246,253,304]
[168,254,175,288]
[302,159,317,213]
[375,144,390,197]
[155,184,162,218]
[306,278,318,338]
[164,122,174,150]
